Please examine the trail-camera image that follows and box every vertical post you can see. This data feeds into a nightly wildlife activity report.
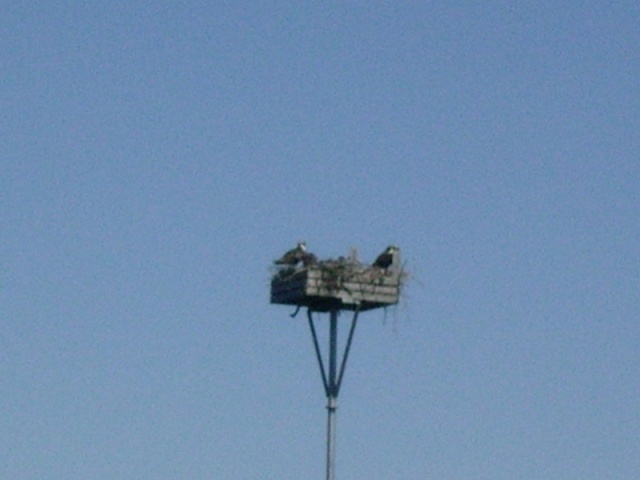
[308,308,359,480]
[326,310,338,480]
[326,396,337,480]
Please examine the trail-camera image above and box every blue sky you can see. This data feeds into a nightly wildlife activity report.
[2,2,639,479]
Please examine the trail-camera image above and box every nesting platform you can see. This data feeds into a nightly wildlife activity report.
[270,262,401,312]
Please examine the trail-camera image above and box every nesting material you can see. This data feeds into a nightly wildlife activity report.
[270,250,403,312]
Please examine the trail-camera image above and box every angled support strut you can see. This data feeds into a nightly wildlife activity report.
[307,307,360,480]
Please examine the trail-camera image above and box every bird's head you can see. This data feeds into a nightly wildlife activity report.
[297,241,307,252]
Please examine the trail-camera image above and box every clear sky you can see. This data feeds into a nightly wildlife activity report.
[2,2,639,479]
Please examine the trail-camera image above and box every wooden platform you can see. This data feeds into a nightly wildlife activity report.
[271,263,401,312]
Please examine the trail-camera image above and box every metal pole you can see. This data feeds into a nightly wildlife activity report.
[308,308,359,480]
[326,310,338,480]
[326,395,337,480]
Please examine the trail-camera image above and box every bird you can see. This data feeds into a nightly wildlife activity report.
[373,245,399,269]
[274,242,308,266]
[301,251,318,266]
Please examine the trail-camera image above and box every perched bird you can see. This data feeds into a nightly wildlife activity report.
[373,245,399,269]
[274,242,308,266]
[301,252,318,266]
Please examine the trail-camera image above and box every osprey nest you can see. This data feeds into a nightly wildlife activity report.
[270,243,406,312]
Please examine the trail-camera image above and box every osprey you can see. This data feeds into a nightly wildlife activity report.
[301,251,318,266]
[373,245,399,269]
[274,242,308,266]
